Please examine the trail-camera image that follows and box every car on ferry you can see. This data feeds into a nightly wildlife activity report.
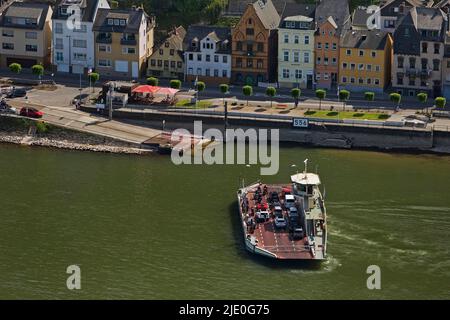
[20,107,43,118]
[256,210,270,223]
[274,216,287,229]
[284,194,296,209]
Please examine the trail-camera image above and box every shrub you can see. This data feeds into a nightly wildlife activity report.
[9,63,22,74]
[170,79,182,89]
[147,77,158,86]
[364,92,375,101]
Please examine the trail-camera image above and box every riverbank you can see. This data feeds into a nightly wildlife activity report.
[0,116,151,155]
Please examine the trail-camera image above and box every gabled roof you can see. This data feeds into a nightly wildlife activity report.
[315,0,350,34]
[93,8,148,33]
[0,1,51,30]
[183,25,232,54]
[340,29,390,50]
[251,0,280,30]
[380,0,433,16]
[52,0,101,22]
[280,2,315,21]
[352,6,377,27]
[225,0,296,16]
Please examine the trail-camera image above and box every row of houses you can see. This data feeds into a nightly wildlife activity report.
[0,0,449,99]
[0,0,155,78]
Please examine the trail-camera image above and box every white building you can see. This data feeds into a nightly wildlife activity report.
[52,0,109,74]
[184,25,232,85]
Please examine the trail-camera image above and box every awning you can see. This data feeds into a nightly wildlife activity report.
[132,85,160,94]
[155,87,180,95]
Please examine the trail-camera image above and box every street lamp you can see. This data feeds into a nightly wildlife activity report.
[108,82,115,120]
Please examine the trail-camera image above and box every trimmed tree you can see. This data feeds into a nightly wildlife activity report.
[147,77,158,86]
[291,88,301,108]
[266,86,276,108]
[242,85,253,106]
[390,93,401,110]
[435,97,447,109]
[9,63,22,74]
[219,83,229,105]
[88,72,100,93]
[32,64,44,84]
[365,91,375,102]
[417,92,428,114]
[315,89,326,110]
[339,89,350,111]
[170,79,182,89]
[196,81,205,101]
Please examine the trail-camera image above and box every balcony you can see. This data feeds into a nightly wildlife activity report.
[120,37,137,45]
[405,68,418,77]
[97,34,112,44]
[420,69,432,78]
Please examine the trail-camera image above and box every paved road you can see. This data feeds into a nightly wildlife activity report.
[7,100,163,144]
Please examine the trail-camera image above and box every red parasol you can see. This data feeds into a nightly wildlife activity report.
[132,85,160,94]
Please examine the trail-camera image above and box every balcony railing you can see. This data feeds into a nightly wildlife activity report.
[120,37,137,45]
[97,34,112,44]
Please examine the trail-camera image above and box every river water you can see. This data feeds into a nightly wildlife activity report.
[0,144,449,299]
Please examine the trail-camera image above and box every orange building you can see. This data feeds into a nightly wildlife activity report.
[231,0,280,85]
[314,0,350,89]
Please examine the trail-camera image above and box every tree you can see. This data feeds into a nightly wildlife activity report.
[88,72,100,93]
[147,77,158,86]
[417,92,428,113]
[435,97,447,109]
[364,91,375,102]
[266,86,276,108]
[242,85,253,106]
[219,83,229,105]
[196,81,205,101]
[32,64,44,84]
[291,88,301,108]
[9,63,21,74]
[170,79,182,89]
[390,93,401,110]
[110,0,119,8]
[315,89,326,110]
[339,89,350,111]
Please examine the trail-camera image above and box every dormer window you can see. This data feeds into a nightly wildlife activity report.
[108,19,113,25]
[248,18,252,24]
[120,19,126,26]
[114,19,120,26]
[61,7,68,15]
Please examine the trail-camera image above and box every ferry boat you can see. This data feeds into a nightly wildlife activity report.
[237,160,327,260]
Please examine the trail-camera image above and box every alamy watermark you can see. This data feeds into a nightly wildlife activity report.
[66,265,81,290]
[366,265,381,290]
[66,5,82,30]
[170,121,280,176]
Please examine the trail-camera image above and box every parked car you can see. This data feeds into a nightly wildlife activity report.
[269,191,280,204]
[0,107,17,115]
[256,210,270,223]
[274,216,287,229]
[284,194,296,210]
[20,107,43,118]
[6,88,27,98]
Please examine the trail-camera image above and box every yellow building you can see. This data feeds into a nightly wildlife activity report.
[339,30,393,93]
[93,7,155,79]
[147,26,186,79]
[0,1,52,69]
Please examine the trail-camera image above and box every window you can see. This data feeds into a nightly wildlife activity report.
[367,64,372,71]
[206,55,211,62]
[371,51,376,58]
[282,69,290,79]
[346,49,351,55]
[165,42,169,48]
[223,56,228,63]
[55,38,63,50]
[98,59,112,67]
[359,50,364,57]
[114,19,120,26]
[409,78,415,86]
[73,39,87,48]
[247,58,253,68]
[197,68,202,75]
[375,65,380,72]
[214,69,219,77]
[324,73,329,80]
[257,59,263,68]
[170,49,174,56]
[422,42,428,53]
[409,57,416,69]
[317,57,321,65]
[332,43,337,50]
[304,52,309,63]
[25,32,37,39]
[284,34,289,43]
[164,60,169,68]
[56,52,63,62]
[236,58,242,67]
[188,53,193,61]
[342,62,348,69]
[434,43,440,54]
[332,58,337,65]
[108,19,114,25]
[283,51,289,62]
[293,52,299,63]
[74,53,86,61]
[120,19,126,26]
[374,79,380,85]
[295,70,302,79]
[157,60,162,67]
[159,49,164,55]
[421,58,428,70]
[170,61,175,68]
[197,54,202,61]
[214,55,219,63]
[246,28,254,36]
[317,42,322,49]
[55,23,63,34]
[342,77,347,83]
[325,42,329,50]
[122,47,136,54]
[350,77,355,83]
[205,69,210,76]
[304,36,309,45]
[2,30,13,37]
[367,78,372,85]
[150,59,156,66]
[2,43,13,50]
[98,45,111,52]
[294,35,299,44]
[257,42,264,52]
[188,68,193,75]
[398,57,404,68]
[350,63,355,70]
[177,62,182,68]
[433,59,440,71]
[222,70,227,77]
[324,57,329,65]
[316,73,321,80]
[236,41,242,51]
[74,25,87,33]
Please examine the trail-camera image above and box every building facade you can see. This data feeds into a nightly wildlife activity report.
[92,7,155,79]
[147,26,186,79]
[339,30,393,93]
[231,0,280,85]
[392,7,448,97]
[379,0,432,33]
[314,0,350,90]
[0,1,53,68]
[184,25,232,85]
[52,0,110,74]
[277,4,315,88]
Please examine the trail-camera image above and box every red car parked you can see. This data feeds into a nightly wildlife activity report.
[20,107,43,118]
